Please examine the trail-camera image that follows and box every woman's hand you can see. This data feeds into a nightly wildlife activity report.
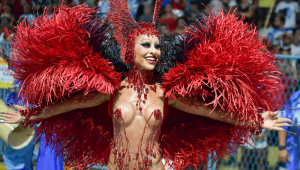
[0,105,25,124]
[261,111,291,131]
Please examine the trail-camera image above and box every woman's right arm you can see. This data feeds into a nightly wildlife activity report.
[0,92,111,123]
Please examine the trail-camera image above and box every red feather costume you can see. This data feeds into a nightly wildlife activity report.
[10,1,282,169]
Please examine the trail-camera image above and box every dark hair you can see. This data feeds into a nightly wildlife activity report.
[276,14,286,24]
[282,32,292,39]
[144,4,153,10]
[165,3,172,7]
[176,17,188,25]
[190,1,198,5]
[5,4,13,9]
[83,15,184,83]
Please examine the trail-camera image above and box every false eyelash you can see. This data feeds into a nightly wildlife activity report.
[140,43,151,47]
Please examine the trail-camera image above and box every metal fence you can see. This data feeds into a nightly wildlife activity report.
[215,55,300,170]
[0,41,299,169]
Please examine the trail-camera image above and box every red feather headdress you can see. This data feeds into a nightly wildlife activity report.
[105,0,163,63]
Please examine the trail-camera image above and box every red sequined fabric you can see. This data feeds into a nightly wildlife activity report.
[106,0,161,113]
[112,108,163,170]
[125,65,158,112]
[153,0,164,23]
[112,108,131,169]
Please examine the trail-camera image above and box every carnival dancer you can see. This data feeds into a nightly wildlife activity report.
[0,1,295,169]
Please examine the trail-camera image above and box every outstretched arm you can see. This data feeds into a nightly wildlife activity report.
[1,92,111,123]
[169,96,291,131]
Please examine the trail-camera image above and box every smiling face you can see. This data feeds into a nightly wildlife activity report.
[134,34,161,71]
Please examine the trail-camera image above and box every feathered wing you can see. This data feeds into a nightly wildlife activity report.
[160,11,282,169]
[11,6,122,168]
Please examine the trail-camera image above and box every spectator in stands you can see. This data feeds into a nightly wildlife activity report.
[1,3,13,29]
[97,0,110,18]
[138,4,153,22]
[185,1,201,24]
[278,32,300,55]
[259,16,274,41]
[275,0,299,30]
[278,91,300,170]
[159,3,177,33]
[255,0,273,30]
[0,0,5,14]
[3,4,12,16]
[159,24,171,37]
[171,0,186,17]
[197,0,211,11]
[3,138,35,170]
[236,0,255,25]
[34,3,43,17]
[9,0,31,21]
[269,14,293,48]
[47,3,54,18]
[136,0,153,21]
[204,0,229,16]
[0,13,13,42]
[173,16,187,34]
[127,0,140,21]
[161,0,170,7]
[99,0,139,20]
[73,0,89,6]
[17,15,28,27]
[57,0,70,7]
[18,3,35,26]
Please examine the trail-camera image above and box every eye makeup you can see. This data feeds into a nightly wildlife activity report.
[139,42,160,49]
[140,42,151,47]
[154,44,160,49]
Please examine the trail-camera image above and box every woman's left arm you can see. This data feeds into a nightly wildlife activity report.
[169,96,291,131]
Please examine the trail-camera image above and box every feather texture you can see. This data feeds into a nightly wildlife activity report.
[10,5,121,168]
[11,5,122,109]
[160,10,282,169]
[162,10,281,122]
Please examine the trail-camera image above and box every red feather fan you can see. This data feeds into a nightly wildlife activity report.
[10,5,121,168]
[160,10,282,169]
[11,5,122,111]
[162,10,281,123]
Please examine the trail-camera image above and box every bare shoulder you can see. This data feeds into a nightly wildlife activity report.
[156,83,164,98]
[156,83,176,107]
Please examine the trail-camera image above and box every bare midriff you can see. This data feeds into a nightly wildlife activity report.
[107,81,166,170]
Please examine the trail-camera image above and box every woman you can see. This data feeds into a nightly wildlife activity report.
[0,0,292,169]
[236,0,255,25]
[170,0,186,17]
[173,17,187,34]
[159,3,177,33]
